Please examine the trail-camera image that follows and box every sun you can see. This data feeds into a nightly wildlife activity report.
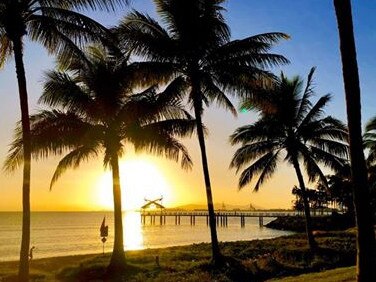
[95,159,173,210]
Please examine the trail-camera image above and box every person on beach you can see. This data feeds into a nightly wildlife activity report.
[29,246,35,261]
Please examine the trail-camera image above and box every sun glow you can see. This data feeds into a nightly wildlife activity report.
[95,159,174,210]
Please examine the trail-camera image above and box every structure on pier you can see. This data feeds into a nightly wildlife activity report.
[141,197,165,211]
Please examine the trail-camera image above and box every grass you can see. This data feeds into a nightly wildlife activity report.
[0,231,357,281]
[268,266,356,282]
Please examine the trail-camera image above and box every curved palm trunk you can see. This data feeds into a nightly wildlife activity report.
[107,155,126,273]
[13,36,32,282]
[192,94,221,265]
[334,1,376,280]
[291,157,317,252]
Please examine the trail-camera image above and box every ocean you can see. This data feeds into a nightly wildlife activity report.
[0,212,292,262]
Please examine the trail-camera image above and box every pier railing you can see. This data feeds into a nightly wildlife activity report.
[139,210,329,227]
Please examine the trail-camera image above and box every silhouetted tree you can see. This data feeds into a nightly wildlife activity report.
[5,46,195,275]
[115,0,289,264]
[325,165,354,216]
[230,68,348,252]
[0,1,130,280]
[334,1,376,280]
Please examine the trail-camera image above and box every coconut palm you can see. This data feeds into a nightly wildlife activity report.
[4,46,195,274]
[115,0,289,263]
[230,68,349,251]
[334,1,376,280]
[0,1,129,280]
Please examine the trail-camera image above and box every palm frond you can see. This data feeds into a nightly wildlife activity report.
[40,70,93,111]
[300,145,329,187]
[365,116,376,132]
[229,140,279,173]
[27,8,111,61]
[0,34,12,68]
[205,32,290,65]
[298,94,332,128]
[230,119,283,145]
[50,145,100,189]
[127,126,193,170]
[237,151,280,190]
[296,67,316,123]
[201,74,237,116]
[116,10,175,61]
[61,0,130,12]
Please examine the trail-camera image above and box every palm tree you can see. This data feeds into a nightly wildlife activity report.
[4,46,195,274]
[0,1,129,280]
[115,0,289,263]
[325,165,355,216]
[230,68,349,251]
[334,1,376,280]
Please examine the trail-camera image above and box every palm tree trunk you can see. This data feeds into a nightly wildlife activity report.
[108,155,126,273]
[292,157,317,252]
[192,94,222,265]
[13,36,31,282]
[334,1,376,280]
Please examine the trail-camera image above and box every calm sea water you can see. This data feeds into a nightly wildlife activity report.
[0,212,292,262]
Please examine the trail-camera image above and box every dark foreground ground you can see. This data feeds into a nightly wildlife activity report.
[0,229,357,281]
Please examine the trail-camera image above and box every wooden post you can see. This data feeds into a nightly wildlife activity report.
[259,216,264,227]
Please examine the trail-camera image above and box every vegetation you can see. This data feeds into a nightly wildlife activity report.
[115,0,289,264]
[364,116,376,166]
[269,266,356,282]
[0,231,357,281]
[334,0,376,280]
[230,68,348,252]
[4,46,195,275]
[266,214,355,232]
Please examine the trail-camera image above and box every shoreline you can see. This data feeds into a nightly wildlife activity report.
[0,233,291,264]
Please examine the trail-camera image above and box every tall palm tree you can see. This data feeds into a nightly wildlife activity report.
[4,46,195,274]
[0,1,129,280]
[334,1,376,280]
[115,0,289,263]
[230,68,349,251]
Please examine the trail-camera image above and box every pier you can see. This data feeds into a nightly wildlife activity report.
[139,210,325,227]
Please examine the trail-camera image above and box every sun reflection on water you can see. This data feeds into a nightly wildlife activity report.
[123,211,143,250]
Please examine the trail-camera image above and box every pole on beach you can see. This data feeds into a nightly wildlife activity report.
[100,216,108,256]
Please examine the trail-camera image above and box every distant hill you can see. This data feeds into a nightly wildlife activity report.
[169,202,265,211]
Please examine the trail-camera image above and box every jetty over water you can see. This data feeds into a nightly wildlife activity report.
[139,210,329,227]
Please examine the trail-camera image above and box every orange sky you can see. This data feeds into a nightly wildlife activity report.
[0,101,300,211]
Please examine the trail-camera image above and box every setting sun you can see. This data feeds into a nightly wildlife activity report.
[95,159,174,210]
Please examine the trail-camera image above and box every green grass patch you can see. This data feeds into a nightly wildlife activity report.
[268,266,356,282]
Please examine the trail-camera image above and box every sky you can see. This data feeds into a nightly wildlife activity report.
[0,0,375,211]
